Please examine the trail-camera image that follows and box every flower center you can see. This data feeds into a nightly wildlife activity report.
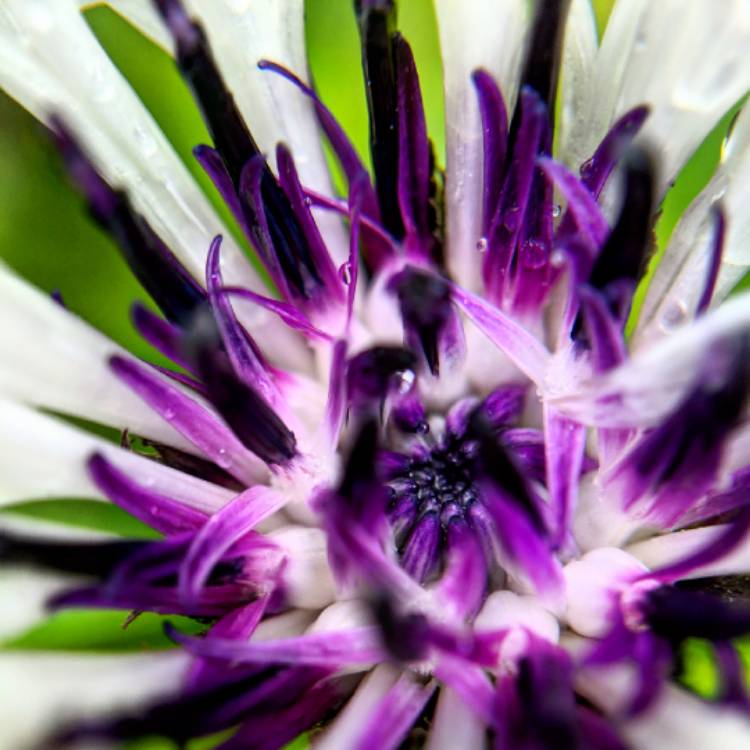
[386,427,479,581]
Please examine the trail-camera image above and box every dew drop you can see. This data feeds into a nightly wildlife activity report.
[476,237,488,253]
[659,301,688,332]
[552,204,562,219]
[338,262,352,285]
[303,196,313,207]
[133,124,157,158]
[396,369,415,394]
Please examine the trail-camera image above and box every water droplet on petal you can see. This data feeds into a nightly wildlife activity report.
[659,300,688,331]
[338,262,352,285]
[476,237,488,253]
[552,204,562,218]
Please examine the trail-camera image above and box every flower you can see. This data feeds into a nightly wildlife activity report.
[2,0,750,748]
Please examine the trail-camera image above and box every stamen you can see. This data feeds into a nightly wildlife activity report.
[695,204,726,316]
[515,0,573,117]
[390,267,452,376]
[153,0,326,300]
[354,0,404,238]
[183,309,297,466]
[0,532,147,578]
[52,121,206,327]
[586,147,656,316]
[644,585,750,643]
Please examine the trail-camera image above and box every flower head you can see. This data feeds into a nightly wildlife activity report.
[2,0,750,748]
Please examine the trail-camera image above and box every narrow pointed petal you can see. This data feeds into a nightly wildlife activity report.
[88,453,207,535]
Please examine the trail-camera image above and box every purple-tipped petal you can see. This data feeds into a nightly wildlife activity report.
[52,119,206,326]
[257,60,381,223]
[538,156,609,251]
[110,354,266,483]
[401,511,440,582]
[131,304,192,371]
[696,204,726,316]
[354,0,402,238]
[167,623,386,667]
[580,105,650,197]
[88,453,207,535]
[184,310,298,466]
[276,143,343,301]
[206,236,277,402]
[484,88,548,301]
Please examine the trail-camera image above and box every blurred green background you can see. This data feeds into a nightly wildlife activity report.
[0,0,746,746]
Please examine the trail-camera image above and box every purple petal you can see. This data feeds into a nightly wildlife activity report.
[206,236,277,402]
[450,283,550,384]
[695,204,726,316]
[580,105,650,197]
[178,485,287,603]
[168,624,386,667]
[131,304,192,371]
[257,60,380,222]
[394,35,431,249]
[276,143,343,300]
[544,406,586,551]
[538,156,609,250]
[473,69,508,236]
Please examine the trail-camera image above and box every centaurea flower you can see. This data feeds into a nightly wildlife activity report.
[2,0,750,748]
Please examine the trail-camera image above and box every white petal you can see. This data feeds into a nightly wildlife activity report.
[574,655,750,747]
[0,397,233,512]
[0,567,76,640]
[80,1,172,49]
[624,686,750,750]
[563,548,646,638]
[626,525,750,579]
[0,651,188,750]
[314,664,400,750]
[0,514,116,639]
[252,609,316,642]
[269,526,337,610]
[434,0,529,291]
[563,0,750,194]
[551,289,750,428]
[556,0,598,164]
[0,0,312,372]
[635,102,750,346]
[426,687,487,750]
[0,263,191,449]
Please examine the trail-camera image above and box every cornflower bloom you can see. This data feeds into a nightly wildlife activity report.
[2,0,750,748]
